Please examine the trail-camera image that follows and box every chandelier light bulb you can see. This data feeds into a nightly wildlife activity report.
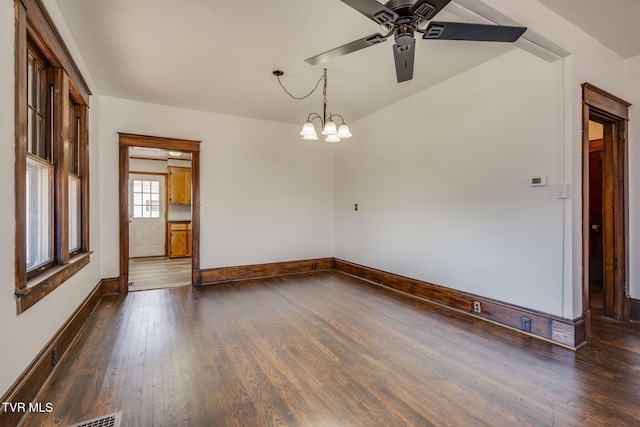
[300,121,317,136]
[337,124,352,138]
[321,119,338,136]
[325,134,341,143]
[303,133,319,140]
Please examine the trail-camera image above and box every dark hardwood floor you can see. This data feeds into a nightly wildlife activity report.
[22,272,640,426]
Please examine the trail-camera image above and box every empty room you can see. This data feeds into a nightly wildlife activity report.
[1,0,640,426]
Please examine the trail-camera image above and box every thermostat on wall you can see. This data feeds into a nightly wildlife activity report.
[529,175,547,187]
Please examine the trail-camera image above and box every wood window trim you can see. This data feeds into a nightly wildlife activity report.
[15,0,92,313]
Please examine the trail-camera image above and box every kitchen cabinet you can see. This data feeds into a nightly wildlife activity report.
[168,222,191,258]
[168,166,191,205]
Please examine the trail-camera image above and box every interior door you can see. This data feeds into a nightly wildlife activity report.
[129,174,166,258]
[589,144,604,287]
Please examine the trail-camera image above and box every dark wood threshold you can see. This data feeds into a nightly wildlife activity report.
[199,258,334,284]
[334,258,588,349]
[0,278,107,427]
[15,252,92,314]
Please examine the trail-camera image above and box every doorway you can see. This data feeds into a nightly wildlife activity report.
[118,133,201,294]
[582,83,631,327]
[587,121,604,312]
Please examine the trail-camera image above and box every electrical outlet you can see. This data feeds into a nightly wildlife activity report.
[522,317,532,332]
[473,301,481,313]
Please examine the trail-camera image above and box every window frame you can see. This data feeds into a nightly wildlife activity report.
[15,0,92,313]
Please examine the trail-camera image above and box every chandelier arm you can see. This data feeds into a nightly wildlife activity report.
[307,112,324,126]
[276,73,324,101]
[328,113,346,124]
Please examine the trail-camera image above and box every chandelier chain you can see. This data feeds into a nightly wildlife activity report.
[276,72,325,101]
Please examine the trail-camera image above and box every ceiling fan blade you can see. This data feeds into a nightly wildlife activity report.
[423,21,527,42]
[409,0,453,20]
[393,40,416,83]
[305,33,387,65]
[339,0,399,26]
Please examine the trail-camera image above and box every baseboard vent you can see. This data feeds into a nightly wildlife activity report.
[67,411,121,427]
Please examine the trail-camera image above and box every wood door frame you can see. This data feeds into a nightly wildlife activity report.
[118,133,201,294]
[582,83,631,323]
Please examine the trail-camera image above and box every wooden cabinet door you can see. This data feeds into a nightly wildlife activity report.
[168,167,191,205]
[169,229,188,258]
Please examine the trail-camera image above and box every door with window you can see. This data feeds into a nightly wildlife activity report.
[129,174,166,257]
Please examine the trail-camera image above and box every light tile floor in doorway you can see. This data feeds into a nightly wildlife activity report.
[128,257,191,291]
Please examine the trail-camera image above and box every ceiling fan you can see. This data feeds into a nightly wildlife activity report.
[305,0,527,83]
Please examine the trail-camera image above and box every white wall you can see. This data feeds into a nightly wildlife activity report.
[336,49,567,316]
[336,0,640,318]
[0,0,103,399]
[626,54,640,300]
[99,97,335,275]
[476,0,629,319]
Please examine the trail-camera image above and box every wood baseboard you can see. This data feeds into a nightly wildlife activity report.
[0,280,107,426]
[630,298,640,322]
[101,277,119,295]
[334,259,588,349]
[200,258,334,285]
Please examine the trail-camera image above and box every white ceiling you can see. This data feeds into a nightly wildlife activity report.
[55,0,516,124]
[534,0,640,59]
[55,0,640,125]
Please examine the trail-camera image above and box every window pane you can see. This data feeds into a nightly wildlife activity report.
[132,179,161,219]
[26,157,53,271]
[68,176,80,252]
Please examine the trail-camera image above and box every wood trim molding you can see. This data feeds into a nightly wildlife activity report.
[15,253,91,313]
[101,277,119,295]
[20,0,91,103]
[630,298,640,322]
[118,133,201,152]
[119,133,201,293]
[582,83,631,323]
[582,83,631,120]
[334,259,588,349]
[0,279,105,427]
[200,258,335,284]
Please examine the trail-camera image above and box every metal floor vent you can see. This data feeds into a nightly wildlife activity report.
[67,411,121,427]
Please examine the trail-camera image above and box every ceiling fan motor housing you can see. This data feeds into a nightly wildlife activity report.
[395,23,415,45]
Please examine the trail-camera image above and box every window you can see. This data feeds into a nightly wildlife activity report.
[15,0,92,313]
[132,180,161,219]
[68,97,84,255]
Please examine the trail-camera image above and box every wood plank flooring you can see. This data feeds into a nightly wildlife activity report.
[128,257,191,291]
[21,272,640,426]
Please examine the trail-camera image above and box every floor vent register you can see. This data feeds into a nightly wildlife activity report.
[67,411,122,427]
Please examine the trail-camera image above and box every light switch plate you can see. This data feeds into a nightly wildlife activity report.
[554,183,570,199]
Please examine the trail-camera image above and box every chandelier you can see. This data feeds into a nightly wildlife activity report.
[273,68,352,142]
